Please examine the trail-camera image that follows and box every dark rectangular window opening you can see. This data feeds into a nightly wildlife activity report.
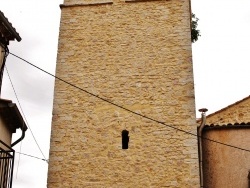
[122,130,129,149]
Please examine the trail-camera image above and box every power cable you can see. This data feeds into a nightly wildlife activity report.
[9,52,250,153]
[15,140,22,179]
[6,65,24,178]
[16,151,47,162]
[5,65,48,163]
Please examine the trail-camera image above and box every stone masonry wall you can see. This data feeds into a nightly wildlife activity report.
[48,0,199,187]
[205,96,250,124]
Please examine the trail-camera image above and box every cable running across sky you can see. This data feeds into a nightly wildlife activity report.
[9,52,250,154]
[5,65,48,163]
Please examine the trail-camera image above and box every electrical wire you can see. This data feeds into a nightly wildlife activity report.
[16,151,47,162]
[9,52,250,153]
[15,139,22,179]
[5,65,48,163]
[5,66,23,178]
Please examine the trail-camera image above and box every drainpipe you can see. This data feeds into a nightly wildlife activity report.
[7,102,28,147]
[11,128,25,147]
[197,108,208,188]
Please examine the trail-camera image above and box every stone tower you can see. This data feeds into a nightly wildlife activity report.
[48,0,199,187]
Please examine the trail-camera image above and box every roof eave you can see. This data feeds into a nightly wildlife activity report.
[0,99,27,133]
[0,11,22,43]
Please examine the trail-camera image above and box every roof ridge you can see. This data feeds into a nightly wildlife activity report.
[197,95,250,122]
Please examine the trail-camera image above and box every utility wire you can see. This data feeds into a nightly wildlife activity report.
[16,151,47,162]
[9,52,250,153]
[5,66,23,179]
[15,140,22,179]
[5,65,48,163]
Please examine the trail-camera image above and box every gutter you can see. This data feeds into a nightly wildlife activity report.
[197,108,208,188]
[7,102,28,147]
[11,128,25,147]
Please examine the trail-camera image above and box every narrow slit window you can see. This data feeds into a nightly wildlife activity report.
[122,130,129,149]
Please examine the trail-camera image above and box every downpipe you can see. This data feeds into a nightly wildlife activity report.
[197,108,207,188]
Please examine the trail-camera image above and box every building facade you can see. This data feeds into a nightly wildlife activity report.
[0,11,21,95]
[48,0,199,187]
[200,96,250,188]
[0,99,27,148]
[0,10,26,188]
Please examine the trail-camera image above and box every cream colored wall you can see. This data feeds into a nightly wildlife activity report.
[0,45,11,148]
[0,115,12,188]
[203,128,250,188]
[0,117,12,148]
[48,0,199,187]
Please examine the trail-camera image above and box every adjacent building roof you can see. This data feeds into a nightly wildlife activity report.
[205,95,250,120]
[0,10,21,45]
[0,98,27,133]
[204,122,250,130]
[197,95,250,124]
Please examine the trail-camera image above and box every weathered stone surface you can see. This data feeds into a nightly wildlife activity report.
[204,96,250,124]
[48,0,199,187]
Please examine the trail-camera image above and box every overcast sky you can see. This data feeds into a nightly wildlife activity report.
[1,1,63,187]
[0,0,250,187]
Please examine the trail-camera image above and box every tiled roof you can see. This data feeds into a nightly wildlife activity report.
[197,95,250,123]
[0,10,21,42]
[205,95,250,119]
[204,122,250,130]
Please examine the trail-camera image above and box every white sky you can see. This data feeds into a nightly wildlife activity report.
[0,0,250,187]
